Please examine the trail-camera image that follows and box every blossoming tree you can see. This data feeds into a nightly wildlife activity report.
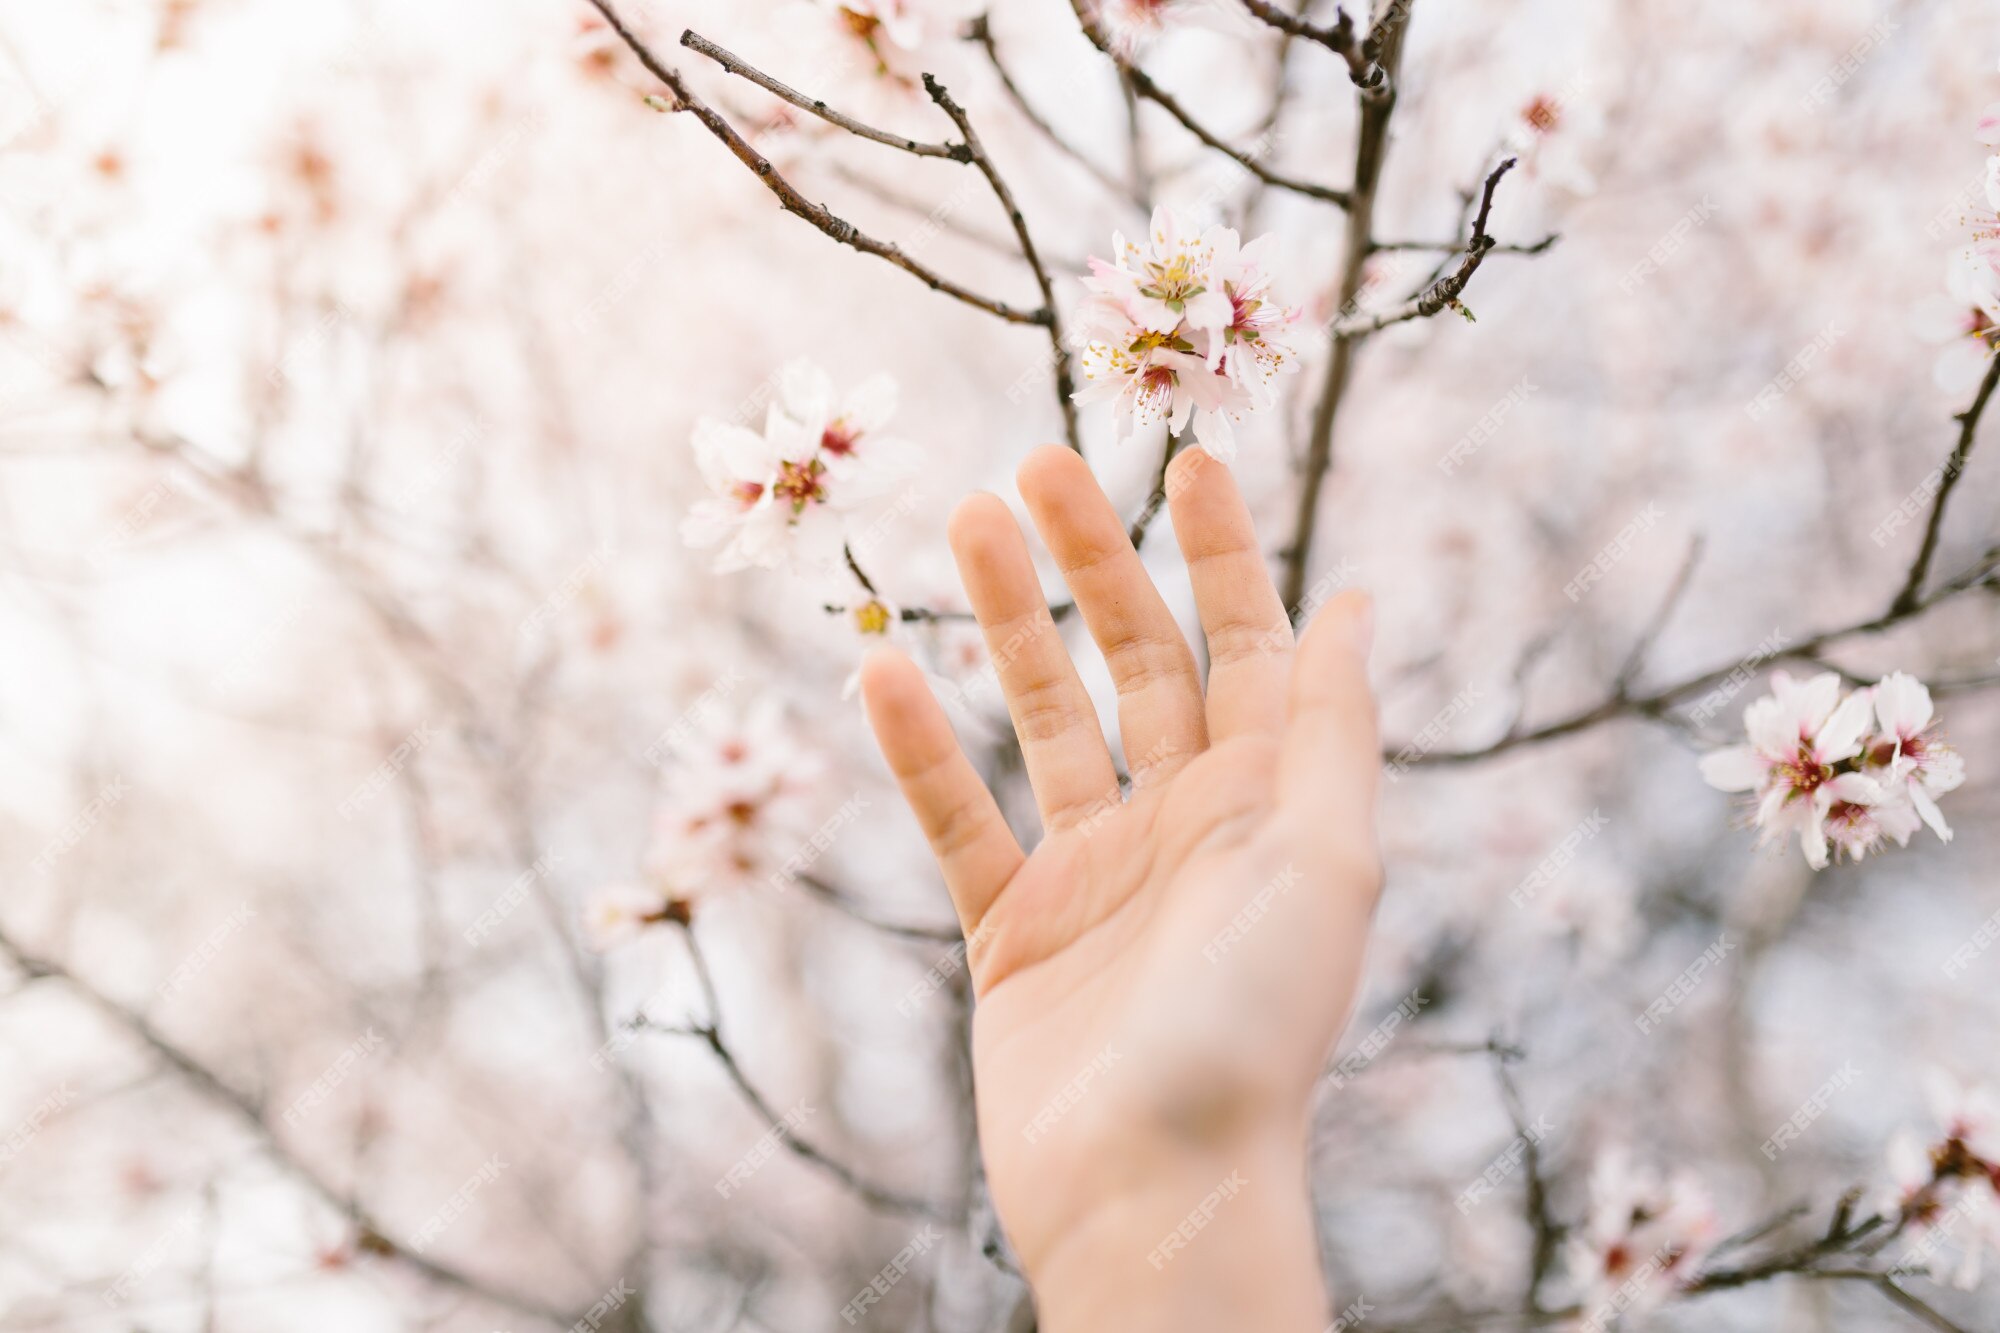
[2,0,1999,1330]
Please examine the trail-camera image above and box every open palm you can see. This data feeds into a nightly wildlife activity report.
[860,444,1382,1283]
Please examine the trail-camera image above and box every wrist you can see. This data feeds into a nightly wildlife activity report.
[1024,1133,1328,1333]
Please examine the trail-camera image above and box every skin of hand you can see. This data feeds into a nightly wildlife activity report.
[859,443,1381,1332]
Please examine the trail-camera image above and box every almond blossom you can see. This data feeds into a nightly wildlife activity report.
[1881,1071,2000,1288]
[1912,245,2000,394]
[645,698,830,895]
[682,360,916,573]
[1698,670,1883,869]
[1859,672,1965,842]
[1565,1149,1718,1322]
[582,882,676,952]
[1074,207,1301,455]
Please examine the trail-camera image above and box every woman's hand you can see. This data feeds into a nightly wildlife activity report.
[860,444,1381,1332]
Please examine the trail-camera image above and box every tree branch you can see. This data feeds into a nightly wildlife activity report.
[1888,350,2000,614]
[1065,0,1352,208]
[1235,0,1381,91]
[923,73,1081,451]
[1279,0,1418,608]
[1401,547,2000,765]
[586,0,1048,326]
[679,31,969,161]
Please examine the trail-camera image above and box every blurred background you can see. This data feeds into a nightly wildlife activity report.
[2,0,1998,1329]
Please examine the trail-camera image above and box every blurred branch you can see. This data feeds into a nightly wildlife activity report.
[1065,0,1353,208]
[1319,156,1521,342]
[1888,351,2000,614]
[965,13,1137,207]
[1491,1055,1560,1310]
[1613,533,1704,697]
[795,872,962,943]
[679,31,969,161]
[1278,0,1414,609]
[0,925,568,1323]
[1406,547,2000,765]
[1235,1,1380,90]
[586,0,1047,326]
[642,925,959,1222]
[924,73,1081,451]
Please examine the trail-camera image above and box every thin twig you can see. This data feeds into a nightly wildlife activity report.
[1318,156,1520,342]
[1613,533,1705,696]
[795,872,962,943]
[1402,547,2000,765]
[587,0,1047,326]
[923,74,1081,452]
[1888,351,2000,614]
[1278,0,1418,607]
[679,30,969,161]
[965,14,1137,207]
[655,925,956,1221]
[0,925,569,1323]
[1235,0,1380,90]
[1066,0,1352,208]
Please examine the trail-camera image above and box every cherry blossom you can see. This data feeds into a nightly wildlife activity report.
[1565,1149,1718,1320]
[1698,670,1882,869]
[583,883,674,951]
[1099,0,1190,55]
[1912,246,2000,394]
[644,698,830,895]
[1881,1072,2000,1288]
[1074,207,1301,455]
[1860,672,1965,842]
[682,360,918,573]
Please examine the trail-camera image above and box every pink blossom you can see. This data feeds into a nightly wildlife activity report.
[1698,670,1881,869]
[1565,1149,1718,1318]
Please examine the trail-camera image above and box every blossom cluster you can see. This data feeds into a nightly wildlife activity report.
[1914,92,2000,391]
[585,699,829,949]
[1883,1072,2000,1288]
[1074,207,1303,456]
[682,359,916,573]
[1564,1149,1719,1323]
[1699,671,1962,870]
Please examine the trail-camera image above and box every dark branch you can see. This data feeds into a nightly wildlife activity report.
[679,30,970,161]
[587,0,1048,326]
[923,73,1082,452]
[1065,0,1352,208]
[1888,351,2000,614]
